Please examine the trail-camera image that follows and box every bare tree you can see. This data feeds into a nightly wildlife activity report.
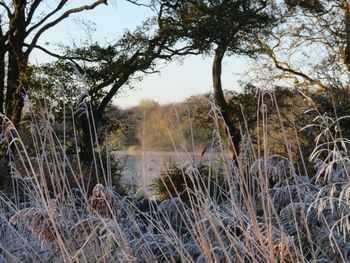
[254,0,350,91]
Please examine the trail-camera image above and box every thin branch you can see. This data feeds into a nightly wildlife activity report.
[26,0,42,26]
[25,0,108,56]
[163,46,201,57]
[26,0,67,34]
[24,43,94,62]
[272,54,326,90]
[0,1,12,18]
[258,39,327,90]
[126,0,152,8]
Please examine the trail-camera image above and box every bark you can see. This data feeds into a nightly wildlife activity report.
[5,52,19,120]
[212,44,241,160]
[5,53,28,128]
[5,0,27,128]
[342,0,350,71]
[10,73,27,127]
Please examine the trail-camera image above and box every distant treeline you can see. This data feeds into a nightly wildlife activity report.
[107,94,215,152]
[106,86,350,161]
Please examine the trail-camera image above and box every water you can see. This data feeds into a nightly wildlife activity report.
[112,151,223,196]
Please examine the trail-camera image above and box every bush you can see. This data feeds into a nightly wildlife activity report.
[152,161,230,203]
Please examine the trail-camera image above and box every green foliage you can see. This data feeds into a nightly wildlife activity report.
[152,163,186,200]
[161,0,275,55]
[285,0,325,13]
[152,162,228,202]
[107,155,128,195]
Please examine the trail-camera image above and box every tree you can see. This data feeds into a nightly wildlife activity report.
[247,1,350,160]
[158,0,276,159]
[0,0,108,128]
[28,3,198,162]
[254,0,350,91]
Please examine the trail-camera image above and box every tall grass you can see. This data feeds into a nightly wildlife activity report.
[1,89,350,262]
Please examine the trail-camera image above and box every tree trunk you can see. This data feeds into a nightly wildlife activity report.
[11,59,28,128]
[342,0,350,71]
[5,52,28,129]
[5,0,27,128]
[2,0,28,163]
[5,52,19,119]
[212,44,241,160]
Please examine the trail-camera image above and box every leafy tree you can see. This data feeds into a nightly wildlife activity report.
[158,0,276,159]
[28,3,198,162]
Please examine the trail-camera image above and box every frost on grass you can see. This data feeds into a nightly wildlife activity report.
[5,159,350,263]
[4,107,350,262]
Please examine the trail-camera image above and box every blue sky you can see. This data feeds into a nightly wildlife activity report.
[30,0,247,108]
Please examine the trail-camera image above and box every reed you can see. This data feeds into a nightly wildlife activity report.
[1,90,350,262]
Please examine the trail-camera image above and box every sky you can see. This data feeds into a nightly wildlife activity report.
[30,0,249,108]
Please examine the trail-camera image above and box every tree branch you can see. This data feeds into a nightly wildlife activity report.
[26,0,67,34]
[126,0,152,8]
[0,1,12,18]
[259,39,327,90]
[96,51,145,114]
[24,42,94,62]
[26,0,43,26]
[25,0,108,56]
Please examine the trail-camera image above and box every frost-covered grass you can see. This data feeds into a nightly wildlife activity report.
[1,93,350,262]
